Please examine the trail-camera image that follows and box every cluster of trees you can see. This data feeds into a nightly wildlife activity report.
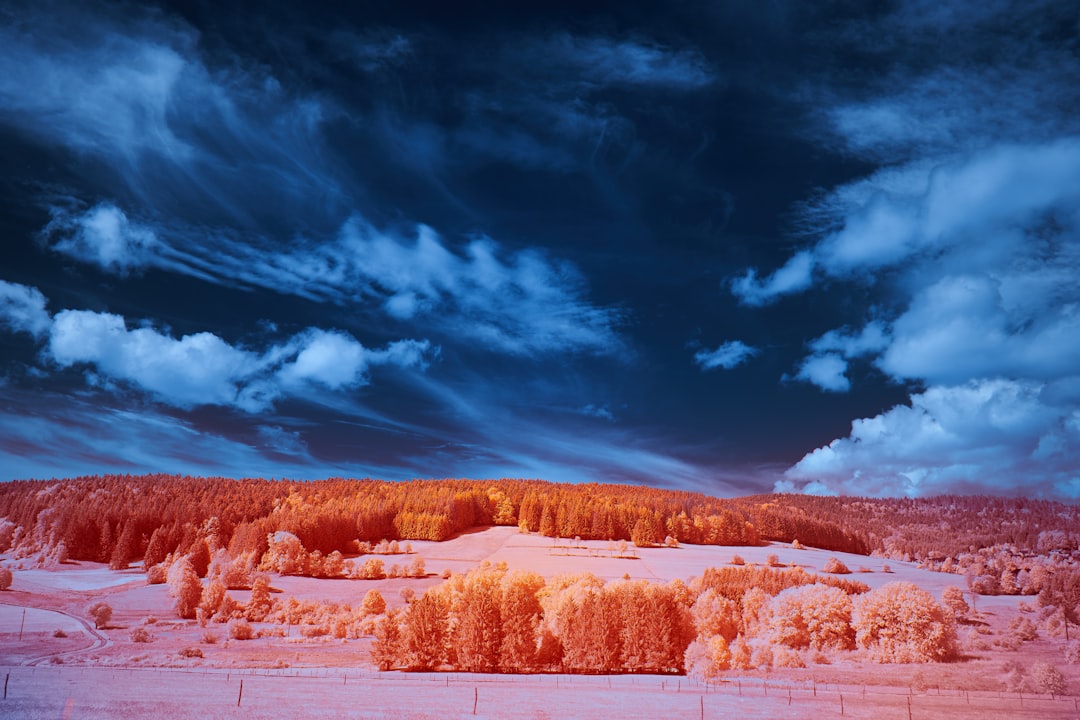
[370,563,957,675]
[0,475,864,576]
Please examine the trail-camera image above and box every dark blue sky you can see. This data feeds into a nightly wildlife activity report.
[1,1,1079,498]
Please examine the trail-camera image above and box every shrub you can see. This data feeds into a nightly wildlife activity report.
[1009,616,1038,641]
[362,589,387,616]
[766,554,781,567]
[769,584,854,651]
[179,646,204,658]
[87,602,112,630]
[730,555,745,566]
[0,566,12,590]
[823,557,851,574]
[53,629,67,638]
[229,618,254,640]
[202,632,219,644]
[941,587,969,619]
[146,563,167,585]
[300,624,329,638]
[130,627,152,643]
[1066,641,1080,665]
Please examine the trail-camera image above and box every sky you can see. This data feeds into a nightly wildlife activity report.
[1,1,1078,499]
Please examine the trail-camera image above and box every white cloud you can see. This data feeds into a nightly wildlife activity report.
[694,340,758,371]
[43,305,433,412]
[731,250,814,306]
[50,310,266,409]
[45,203,158,274]
[785,379,1080,498]
[45,207,622,356]
[793,353,850,393]
[810,321,889,358]
[0,281,50,338]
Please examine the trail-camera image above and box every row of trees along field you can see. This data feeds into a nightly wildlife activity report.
[368,563,962,675]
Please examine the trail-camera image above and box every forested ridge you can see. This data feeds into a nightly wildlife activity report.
[0,475,1077,575]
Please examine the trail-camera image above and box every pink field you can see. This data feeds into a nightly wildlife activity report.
[1,529,1077,718]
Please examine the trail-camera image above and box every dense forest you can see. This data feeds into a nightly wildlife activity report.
[0,475,1077,589]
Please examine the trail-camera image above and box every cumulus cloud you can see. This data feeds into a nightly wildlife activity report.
[694,340,758,371]
[764,1,1080,497]
[0,280,50,338]
[792,354,850,393]
[28,300,433,412]
[785,379,1080,498]
[43,203,158,274]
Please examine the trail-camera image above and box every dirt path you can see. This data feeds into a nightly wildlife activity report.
[0,599,110,665]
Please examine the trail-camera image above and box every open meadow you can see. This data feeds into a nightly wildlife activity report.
[2,526,1078,719]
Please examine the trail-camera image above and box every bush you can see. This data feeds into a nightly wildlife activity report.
[0,566,12,591]
[87,602,112,630]
[202,632,219,644]
[823,557,851,574]
[730,555,745,566]
[179,646,204,658]
[129,627,152,643]
[766,554,781,567]
[53,629,67,638]
[228,618,254,640]
[146,563,167,585]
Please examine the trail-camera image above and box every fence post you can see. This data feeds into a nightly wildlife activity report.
[473,687,478,715]
[840,693,844,716]
[237,679,243,707]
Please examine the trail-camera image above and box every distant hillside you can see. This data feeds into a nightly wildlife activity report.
[0,475,1076,573]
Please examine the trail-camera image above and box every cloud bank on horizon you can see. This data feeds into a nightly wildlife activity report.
[0,1,1077,499]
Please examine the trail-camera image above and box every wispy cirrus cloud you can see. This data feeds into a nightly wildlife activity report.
[43,204,621,356]
[694,340,758,371]
[1,3,623,359]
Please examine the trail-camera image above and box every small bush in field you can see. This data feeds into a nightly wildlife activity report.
[130,627,153,643]
[146,563,167,585]
[0,566,12,590]
[300,624,329,638]
[87,602,112,630]
[202,632,218,644]
[144,616,158,625]
[730,555,745,566]
[179,646,204,658]
[766,554,781,567]
[53,629,67,638]
[440,568,452,579]
[229,618,254,640]
[823,557,851,574]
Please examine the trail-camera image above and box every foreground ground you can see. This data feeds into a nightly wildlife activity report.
[1,528,1077,718]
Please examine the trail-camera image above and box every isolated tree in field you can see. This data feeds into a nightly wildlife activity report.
[852,582,957,663]
[167,556,203,619]
[87,601,112,629]
[1030,662,1066,697]
[246,574,273,622]
[0,566,12,590]
[941,586,969,619]
[823,557,851,574]
[361,589,386,617]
